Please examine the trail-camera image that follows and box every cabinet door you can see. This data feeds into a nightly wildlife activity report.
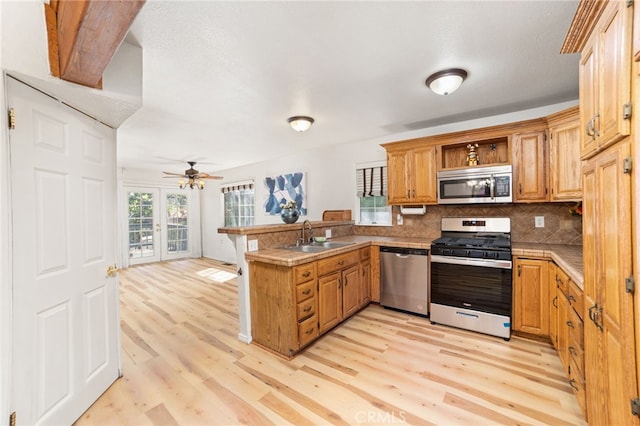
[512,131,548,202]
[583,140,637,425]
[549,118,582,201]
[360,260,371,307]
[597,1,631,149]
[387,150,411,204]
[318,272,342,334]
[342,265,360,318]
[411,145,437,204]
[548,263,559,350]
[513,258,549,335]
[579,38,599,158]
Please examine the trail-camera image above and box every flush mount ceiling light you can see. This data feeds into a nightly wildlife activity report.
[287,116,314,132]
[425,68,468,95]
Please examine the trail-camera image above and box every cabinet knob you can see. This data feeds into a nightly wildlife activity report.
[302,271,311,277]
[302,289,311,295]
[304,306,311,313]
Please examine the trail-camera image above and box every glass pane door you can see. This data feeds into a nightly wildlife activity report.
[127,190,160,264]
[161,190,193,260]
[166,193,189,254]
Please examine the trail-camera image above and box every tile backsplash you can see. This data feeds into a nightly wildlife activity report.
[354,202,582,245]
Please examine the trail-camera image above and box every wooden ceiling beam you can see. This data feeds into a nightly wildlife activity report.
[44,0,145,89]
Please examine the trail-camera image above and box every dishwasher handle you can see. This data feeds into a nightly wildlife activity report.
[380,246,429,256]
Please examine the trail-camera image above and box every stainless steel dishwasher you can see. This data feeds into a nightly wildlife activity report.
[380,246,429,316]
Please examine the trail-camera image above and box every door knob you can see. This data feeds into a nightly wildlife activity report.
[106,264,119,277]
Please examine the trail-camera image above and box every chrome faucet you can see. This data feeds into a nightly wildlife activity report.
[300,220,313,245]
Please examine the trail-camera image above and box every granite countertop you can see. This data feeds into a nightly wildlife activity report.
[244,235,430,267]
[512,242,583,289]
[246,236,584,290]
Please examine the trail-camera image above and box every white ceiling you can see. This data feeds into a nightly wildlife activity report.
[117,0,580,174]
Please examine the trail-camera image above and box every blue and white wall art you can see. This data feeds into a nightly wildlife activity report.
[263,171,307,215]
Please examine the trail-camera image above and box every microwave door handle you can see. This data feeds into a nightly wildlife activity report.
[489,174,495,199]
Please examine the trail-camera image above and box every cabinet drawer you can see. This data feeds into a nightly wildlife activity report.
[296,298,315,321]
[296,280,315,303]
[293,263,316,285]
[359,247,371,262]
[317,251,359,276]
[567,281,584,318]
[555,267,570,295]
[568,307,584,376]
[298,314,318,347]
[569,357,587,417]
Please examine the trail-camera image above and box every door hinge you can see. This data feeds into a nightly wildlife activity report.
[626,276,635,294]
[9,412,16,426]
[8,108,15,130]
[237,267,242,276]
[631,398,640,416]
[627,0,633,8]
[623,157,633,174]
[623,103,632,119]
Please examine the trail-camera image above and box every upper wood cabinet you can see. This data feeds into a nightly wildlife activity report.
[512,130,548,202]
[578,1,632,158]
[548,107,582,201]
[386,145,437,205]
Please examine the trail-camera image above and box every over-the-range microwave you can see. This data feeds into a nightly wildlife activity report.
[437,165,512,204]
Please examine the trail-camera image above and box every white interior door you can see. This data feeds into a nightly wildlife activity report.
[8,77,120,425]
[127,188,161,265]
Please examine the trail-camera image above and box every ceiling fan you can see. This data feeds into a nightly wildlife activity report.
[162,161,223,189]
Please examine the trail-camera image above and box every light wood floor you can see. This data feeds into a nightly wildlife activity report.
[75,258,586,426]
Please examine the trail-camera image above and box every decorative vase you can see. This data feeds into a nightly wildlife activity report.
[280,208,300,224]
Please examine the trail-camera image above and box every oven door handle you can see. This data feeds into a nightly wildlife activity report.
[431,254,512,270]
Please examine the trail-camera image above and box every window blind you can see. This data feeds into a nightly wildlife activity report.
[220,180,254,193]
[355,166,386,197]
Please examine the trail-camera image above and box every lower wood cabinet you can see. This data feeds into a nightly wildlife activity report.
[250,247,370,358]
[514,257,587,419]
[512,257,549,335]
[547,261,587,418]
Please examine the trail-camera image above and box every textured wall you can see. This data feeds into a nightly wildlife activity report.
[354,202,582,245]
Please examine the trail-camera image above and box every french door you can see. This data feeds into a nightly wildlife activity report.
[127,187,194,265]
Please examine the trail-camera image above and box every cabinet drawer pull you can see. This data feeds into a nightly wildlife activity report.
[569,378,579,391]
[305,328,315,335]
[569,346,577,356]
[568,295,576,302]
[302,271,311,277]
[338,260,344,266]
[302,289,311,295]
[566,320,574,328]
[303,306,311,313]
[552,296,558,308]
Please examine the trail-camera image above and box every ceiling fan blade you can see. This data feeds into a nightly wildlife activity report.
[199,173,223,179]
[162,171,186,177]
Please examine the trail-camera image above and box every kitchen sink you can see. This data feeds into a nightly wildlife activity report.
[279,241,354,252]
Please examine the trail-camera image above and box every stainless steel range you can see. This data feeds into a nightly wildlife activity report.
[430,217,512,339]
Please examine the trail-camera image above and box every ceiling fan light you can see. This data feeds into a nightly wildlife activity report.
[198,180,205,190]
[178,179,185,189]
[426,68,468,95]
[288,116,314,132]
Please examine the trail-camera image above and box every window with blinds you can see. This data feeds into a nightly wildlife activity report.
[221,181,255,227]
[355,164,391,226]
